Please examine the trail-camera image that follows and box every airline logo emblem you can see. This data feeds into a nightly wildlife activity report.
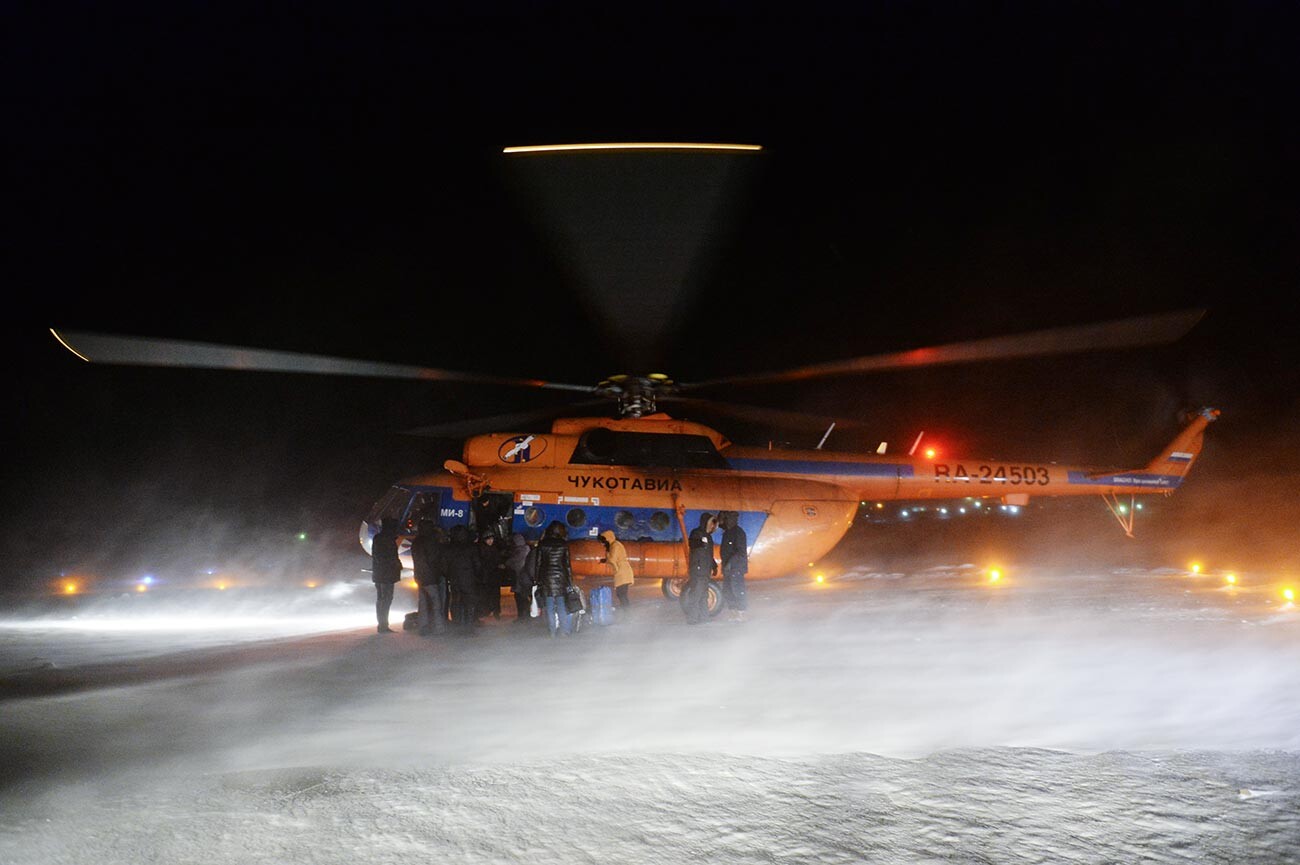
[499,435,546,463]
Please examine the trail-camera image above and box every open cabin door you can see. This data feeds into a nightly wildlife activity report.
[472,492,516,541]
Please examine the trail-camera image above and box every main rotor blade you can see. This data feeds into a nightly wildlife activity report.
[681,308,1207,390]
[50,329,594,393]
[659,396,871,432]
[400,400,614,439]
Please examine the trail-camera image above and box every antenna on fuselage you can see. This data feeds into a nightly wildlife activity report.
[815,422,835,450]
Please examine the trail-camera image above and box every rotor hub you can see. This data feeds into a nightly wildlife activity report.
[594,373,677,418]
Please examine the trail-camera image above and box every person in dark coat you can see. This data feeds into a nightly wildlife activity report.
[535,520,576,637]
[440,524,483,632]
[410,519,447,635]
[523,537,542,627]
[504,532,532,622]
[683,512,718,625]
[719,511,749,622]
[476,532,504,620]
[370,517,402,634]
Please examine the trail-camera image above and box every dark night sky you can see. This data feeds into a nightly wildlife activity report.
[4,2,1299,586]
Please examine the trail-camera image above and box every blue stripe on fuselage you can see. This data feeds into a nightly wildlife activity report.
[1066,471,1183,489]
[725,458,910,478]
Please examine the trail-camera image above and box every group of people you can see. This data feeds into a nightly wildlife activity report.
[370,507,749,634]
[368,517,641,638]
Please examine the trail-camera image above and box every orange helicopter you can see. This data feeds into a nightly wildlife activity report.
[51,306,1216,616]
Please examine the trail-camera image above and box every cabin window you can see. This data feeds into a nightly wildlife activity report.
[650,511,671,531]
[571,430,727,468]
[566,508,587,529]
[615,510,635,530]
[524,507,544,527]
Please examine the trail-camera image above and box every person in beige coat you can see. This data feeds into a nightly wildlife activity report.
[599,530,636,609]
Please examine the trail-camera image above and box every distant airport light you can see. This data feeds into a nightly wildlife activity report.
[503,142,762,154]
[988,568,1002,583]
[815,574,825,584]
[1225,574,1237,585]
[305,581,318,589]
[216,582,228,591]
[924,447,937,459]
[1190,562,1202,574]
[297,532,308,541]
[135,584,147,593]
[141,574,155,585]
[876,503,884,509]
[63,581,78,595]
[1284,587,1295,603]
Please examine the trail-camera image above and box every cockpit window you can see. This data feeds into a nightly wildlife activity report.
[366,486,413,524]
[402,491,441,532]
[570,430,727,468]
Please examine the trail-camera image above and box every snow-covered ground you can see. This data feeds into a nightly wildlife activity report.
[1,561,1297,864]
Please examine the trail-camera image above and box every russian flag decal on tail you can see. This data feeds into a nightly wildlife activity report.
[1167,451,1194,463]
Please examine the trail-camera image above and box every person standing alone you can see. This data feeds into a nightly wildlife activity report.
[370,517,402,634]
[719,511,749,622]
[599,529,635,611]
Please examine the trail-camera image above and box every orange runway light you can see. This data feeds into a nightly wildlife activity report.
[1189,562,1202,574]
[987,568,1003,584]
[135,584,147,593]
[1224,574,1237,586]
[62,581,78,595]
[1284,587,1295,603]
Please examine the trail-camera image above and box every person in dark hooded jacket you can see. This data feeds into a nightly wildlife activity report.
[370,517,402,633]
[410,519,447,635]
[476,532,504,620]
[719,511,749,622]
[503,532,532,622]
[440,524,483,631]
[683,512,718,624]
[535,520,576,637]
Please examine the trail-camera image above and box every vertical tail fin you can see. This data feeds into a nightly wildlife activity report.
[1143,407,1220,480]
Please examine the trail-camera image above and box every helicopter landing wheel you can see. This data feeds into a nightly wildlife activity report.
[661,578,686,601]
[678,579,724,619]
